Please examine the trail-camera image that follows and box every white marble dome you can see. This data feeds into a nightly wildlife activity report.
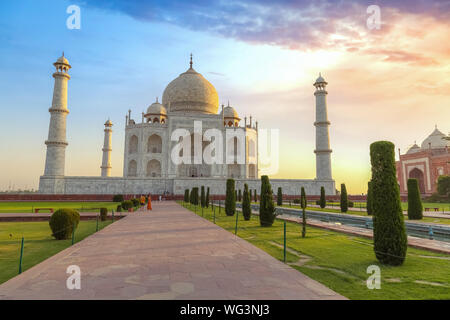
[221,105,240,119]
[162,66,219,114]
[146,99,166,115]
[406,143,420,154]
[421,127,449,150]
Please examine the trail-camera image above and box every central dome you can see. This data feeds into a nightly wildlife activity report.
[162,65,219,114]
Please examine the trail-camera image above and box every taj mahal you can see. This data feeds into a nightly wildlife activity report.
[39,54,336,196]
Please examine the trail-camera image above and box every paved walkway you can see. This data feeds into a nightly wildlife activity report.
[0,201,344,300]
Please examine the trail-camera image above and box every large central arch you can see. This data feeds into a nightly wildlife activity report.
[409,168,425,194]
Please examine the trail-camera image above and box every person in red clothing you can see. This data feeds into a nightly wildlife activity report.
[147,195,152,211]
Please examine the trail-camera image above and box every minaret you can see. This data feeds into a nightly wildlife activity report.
[43,53,71,176]
[101,119,113,177]
[313,73,332,180]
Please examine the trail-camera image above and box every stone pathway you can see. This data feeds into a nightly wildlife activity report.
[0,201,345,300]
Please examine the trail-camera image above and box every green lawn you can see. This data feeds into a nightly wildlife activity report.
[0,219,113,284]
[181,201,450,300]
[0,201,118,213]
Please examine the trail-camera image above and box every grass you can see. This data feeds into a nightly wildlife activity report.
[0,201,118,213]
[181,201,450,300]
[0,219,113,284]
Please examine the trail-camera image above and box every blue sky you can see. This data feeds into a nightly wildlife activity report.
[0,0,449,193]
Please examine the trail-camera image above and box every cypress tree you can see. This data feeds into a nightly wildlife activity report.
[407,178,423,220]
[277,187,283,206]
[367,181,373,215]
[301,187,307,238]
[205,187,210,208]
[201,186,206,208]
[319,186,326,208]
[238,189,242,202]
[190,187,195,204]
[242,183,251,221]
[340,183,348,213]
[225,179,236,216]
[254,189,257,202]
[259,175,276,227]
[235,190,238,201]
[184,189,189,203]
[370,141,407,265]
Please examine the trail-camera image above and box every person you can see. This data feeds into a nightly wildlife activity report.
[147,195,152,211]
[159,195,162,201]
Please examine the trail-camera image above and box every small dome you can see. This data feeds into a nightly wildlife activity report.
[146,99,167,115]
[221,105,240,120]
[104,119,113,126]
[406,143,420,154]
[54,53,70,67]
[314,73,327,85]
[421,126,449,150]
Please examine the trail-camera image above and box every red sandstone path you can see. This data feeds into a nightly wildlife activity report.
[0,201,345,300]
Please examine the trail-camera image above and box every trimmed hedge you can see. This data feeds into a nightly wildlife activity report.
[370,141,407,266]
[238,189,242,202]
[340,183,348,213]
[113,194,124,202]
[225,179,236,216]
[201,186,206,208]
[407,178,423,220]
[367,181,373,215]
[206,187,210,208]
[437,175,450,196]
[100,207,108,221]
[49,209,80,240]
[121,200,133,210]
[259,175,276,227]
[184,189,189,203]
[242,183,251,221]
[277,187,283,206]
[254,190,257,202]
[301,187,306,237]
[190,187,199,205]
[319,187,326,208]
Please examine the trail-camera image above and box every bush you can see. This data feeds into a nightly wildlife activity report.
[131,198,140,207]
[225,179,236,216]
[348,201,354,208]
[259,175,276,227]
[190,187,199,205]
[319,187,326,208]
[121,200,133,210]
[301,187,306,237]
[242,183,251,221]
[437,175,450,196]
[184,189,189,203]
[113,194,124,202]
[206,187,210,208]
[367,181,373,215]
[201,186,206,208]
[238,189,242,202]
[293,198,301,204]
[100,207,108,221]
[370,141,407,266]
[407,178,423,220]
[340,183,348,213]
[116,205,122,212]
[277,187,283,206]
[49,209,80,240]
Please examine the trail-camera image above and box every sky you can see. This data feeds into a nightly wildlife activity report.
[0,0,449,193]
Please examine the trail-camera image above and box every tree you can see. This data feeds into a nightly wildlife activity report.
[259,175,276,227]
[301,187,307,238]
[238,189,242,202]
[189,187,195,204]
[437,175,450,196]
[277,187,283,206]
[370,141,407,265]
[184,189,189,203]
[319,186,326,208]
[340,183,348,213]
[242,183,251,221]
[366,181,373,215]
[254,189,257,202]
[206,187,210,208]
[201,186,206,208]
[225,179,236,216]
[190,187,199,205]
[407,179,423,220]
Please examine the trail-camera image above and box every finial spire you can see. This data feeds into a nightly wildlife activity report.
[156,97,159,103]
[190,53,193,69]
[62,51,65,57]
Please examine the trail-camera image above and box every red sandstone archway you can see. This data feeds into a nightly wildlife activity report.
[409,168,425,194]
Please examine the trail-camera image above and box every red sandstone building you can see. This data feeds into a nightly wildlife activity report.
[396,126,449,196]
